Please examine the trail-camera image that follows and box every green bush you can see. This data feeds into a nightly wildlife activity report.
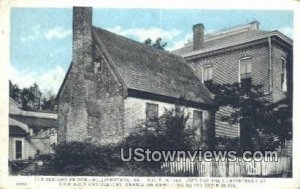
[47,141,121,175]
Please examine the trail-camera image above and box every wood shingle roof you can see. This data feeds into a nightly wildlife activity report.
[92,27,213,105]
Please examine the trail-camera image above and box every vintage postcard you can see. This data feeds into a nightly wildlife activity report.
[0,0,300,188]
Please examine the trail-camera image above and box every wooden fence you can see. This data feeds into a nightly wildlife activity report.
[161,156,291,177]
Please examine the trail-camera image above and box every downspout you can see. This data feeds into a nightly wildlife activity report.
[268,37,273,93]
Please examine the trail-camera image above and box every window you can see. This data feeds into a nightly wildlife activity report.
[146,103,159,123]
[88,116,99,129]
[202,66,213,85]
[15,140,22,160]
[94,61,102,74]
[239,57,252,90]
[281,57,287,91]
[193,110,203,141]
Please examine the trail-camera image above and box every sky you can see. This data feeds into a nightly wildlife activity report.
[10,8,293,97]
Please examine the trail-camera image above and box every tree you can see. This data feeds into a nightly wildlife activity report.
[144,37,167,51]
[9,81,56,112]
[123,107,197,151]
[9,81,21,104]
[205,82,292,151]
[41,94,57,112]
[120,107,197,175]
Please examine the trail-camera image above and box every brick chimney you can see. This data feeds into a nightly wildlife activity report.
[72,7,93,68]
[193,23,205,50]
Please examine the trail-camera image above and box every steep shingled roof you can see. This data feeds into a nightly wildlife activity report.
[92,27,213,105]
[172,28,292,57]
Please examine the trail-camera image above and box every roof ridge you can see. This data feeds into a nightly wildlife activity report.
[205,21,260,39]
[93,26,186,61]
[181,21,261,47]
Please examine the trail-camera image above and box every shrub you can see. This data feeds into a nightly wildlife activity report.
[44,107,203,176]
[47,141,121,175]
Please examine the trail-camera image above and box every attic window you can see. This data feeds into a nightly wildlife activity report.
[94,61,102,74]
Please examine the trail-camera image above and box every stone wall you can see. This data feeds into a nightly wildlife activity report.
[57,7,93,143]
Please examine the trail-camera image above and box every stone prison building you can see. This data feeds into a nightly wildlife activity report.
[57,7,216,146]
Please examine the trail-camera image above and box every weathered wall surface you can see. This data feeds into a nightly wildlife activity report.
[58,56,125,145]
[57,7,93,143]
[58,7,126,145]
[124,97,212,146]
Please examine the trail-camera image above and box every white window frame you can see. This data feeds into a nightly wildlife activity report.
[201,65,213,83]
[145,103,159,121]
[238,56,252,82]
[281,57,287,92]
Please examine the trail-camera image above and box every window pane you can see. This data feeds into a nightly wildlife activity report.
[146,103,159,121]
[208,67,213,80]
[193,110,203,141]
[203,68,208,80]
[246,62,252,73]
[203,66,213,81]
[281,58,287,91]
[15,140,22,159]
[240,62,246,75]
[240,58,252,80]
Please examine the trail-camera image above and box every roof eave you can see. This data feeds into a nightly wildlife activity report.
[182,32,292,59]
[127,88,215,110]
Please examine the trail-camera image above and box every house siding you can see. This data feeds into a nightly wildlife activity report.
[184,39,292,139]
[187,43,270,138]
[9,137,54,161]
[271,43,289,102]
[188,43,271,92]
